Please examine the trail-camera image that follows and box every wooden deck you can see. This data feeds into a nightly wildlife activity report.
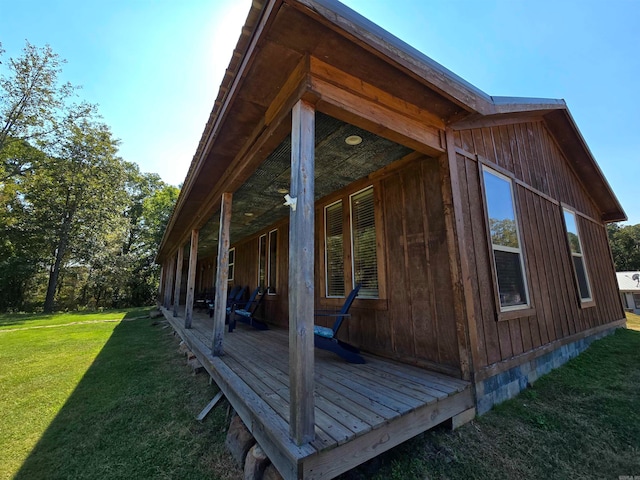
[162,307,473,480]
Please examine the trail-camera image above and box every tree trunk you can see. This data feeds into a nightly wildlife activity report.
[43,216,72,313]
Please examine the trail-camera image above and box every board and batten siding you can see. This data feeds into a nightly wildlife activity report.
[453,120,625,368]
[313,157,460,374]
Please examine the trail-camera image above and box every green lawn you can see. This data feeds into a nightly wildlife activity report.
[626,311,640,331]
[0,308,239,480]
[1,310,638,480]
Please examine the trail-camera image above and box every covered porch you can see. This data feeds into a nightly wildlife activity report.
[162,306,473,479]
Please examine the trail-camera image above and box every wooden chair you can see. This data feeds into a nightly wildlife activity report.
[208,285,244,318]
[228,287,267,332]
[314,284,364,363]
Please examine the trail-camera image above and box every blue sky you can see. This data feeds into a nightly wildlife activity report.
[1,0,638,225]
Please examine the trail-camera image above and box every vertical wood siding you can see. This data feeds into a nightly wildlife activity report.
[454,121,624,367]
[223,157,462,376]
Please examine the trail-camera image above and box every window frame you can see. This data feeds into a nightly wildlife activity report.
[257,234,267,294]
[480,165,532,317]
[320,181,386,307]
[267,228,278,295]
[228,247,235,282]
[633,293,640,310]
[562,208,594,306]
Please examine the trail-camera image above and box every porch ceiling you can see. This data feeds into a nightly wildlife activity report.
[196,112,411,259]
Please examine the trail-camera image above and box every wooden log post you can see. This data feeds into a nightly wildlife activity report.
[212,192,233,356]
[164,257,175,309]
[173,246,184,317]
[184,229,199,329]
[288,99,315,445]
[158,265,164,305]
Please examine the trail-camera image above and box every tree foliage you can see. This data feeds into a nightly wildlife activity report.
[0,42,178,312]
[607,223,640,272]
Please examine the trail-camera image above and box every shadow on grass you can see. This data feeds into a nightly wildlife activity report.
[13,316,235,480]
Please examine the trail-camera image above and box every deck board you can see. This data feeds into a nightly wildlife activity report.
[163,308,473,479]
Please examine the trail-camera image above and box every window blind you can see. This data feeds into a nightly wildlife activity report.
[351,187,378,298]
[325,201,345,297]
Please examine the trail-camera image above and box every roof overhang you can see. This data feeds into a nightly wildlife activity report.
[157,0,626,262]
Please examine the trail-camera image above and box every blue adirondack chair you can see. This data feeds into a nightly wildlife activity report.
[208,285,245,318]
[228,287,267,332]
[314,284,364,363]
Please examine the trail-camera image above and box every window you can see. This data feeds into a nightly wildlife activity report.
[482,167,529,310]
[325,200,345,297]
[228,248,235,281]
[268,229,278,294]
[621,293,629,309]
[258,230,278,294]
[563,209,592,302]
[258,234,267,293]
[350,186,378,298]
[323,186,380,300]
[634,293,640,310]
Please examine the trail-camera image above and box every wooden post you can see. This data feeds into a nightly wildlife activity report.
[212,193,233,356]
[158,265,165,305]
[185,229,199,329]
[164,258,175,309]
[288,99,315,445]
[173,246,184,317]
[443,128,480,379]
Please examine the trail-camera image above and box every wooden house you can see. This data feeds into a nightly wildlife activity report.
[156,0,627,477]
[617,272,640,314]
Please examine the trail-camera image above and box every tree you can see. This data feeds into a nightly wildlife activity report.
[0,41,180,312]
[125,183,179,306]
[22,112,127,312]
[0,41,81,181]
[607,223,640,271]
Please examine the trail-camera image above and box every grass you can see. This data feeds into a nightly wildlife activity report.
[626,311,640,331]
[1,310,638,480]
[0,308,239,480]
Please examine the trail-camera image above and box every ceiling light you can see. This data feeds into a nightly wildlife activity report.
[345,135,362,146]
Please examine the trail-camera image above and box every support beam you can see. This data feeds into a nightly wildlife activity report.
[184,229,199,329]
[158,266,164,305]
[212,192,233,356]
[288,99,315,445]
[443,128,480,378]
[164,258,175,309]
[173,246,184,317]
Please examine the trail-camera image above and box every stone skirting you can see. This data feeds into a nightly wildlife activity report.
[475,325,620,415]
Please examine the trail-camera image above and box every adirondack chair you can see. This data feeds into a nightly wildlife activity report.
[228,287,267,332]
[208,285,244,318]
[313,284,364,363]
